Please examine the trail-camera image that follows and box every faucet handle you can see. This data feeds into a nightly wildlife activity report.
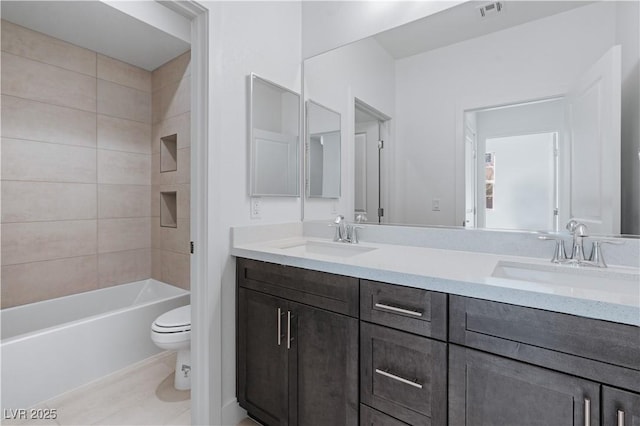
[538,235,567,263]
[588,239,624,268]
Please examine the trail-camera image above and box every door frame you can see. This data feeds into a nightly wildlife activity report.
[161,2,214,424]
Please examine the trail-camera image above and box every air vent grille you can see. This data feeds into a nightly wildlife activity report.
[478,2,504,18]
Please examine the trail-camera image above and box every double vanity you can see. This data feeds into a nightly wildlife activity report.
[232,222,639,426]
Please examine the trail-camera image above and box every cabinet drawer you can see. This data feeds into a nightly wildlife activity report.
[360,404,409,426]
[450,295,640,392]
[237,258,359,317]
[361,322,447,426]
[360,280,447,340]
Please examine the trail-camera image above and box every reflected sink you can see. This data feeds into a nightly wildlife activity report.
[492,260,640,290]
[275,240,377,258]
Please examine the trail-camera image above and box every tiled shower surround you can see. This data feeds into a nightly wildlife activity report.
[1,20,191,308]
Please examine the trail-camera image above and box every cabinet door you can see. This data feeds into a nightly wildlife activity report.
[289,300,359,426]
[449,345,600,426]
[238,288,289,426]
[602,386,640,426]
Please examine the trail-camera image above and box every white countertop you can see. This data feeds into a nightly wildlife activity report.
[231,234,640,326]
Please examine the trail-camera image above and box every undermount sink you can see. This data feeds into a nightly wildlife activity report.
[275,240,377,258]
[491,260,640,290]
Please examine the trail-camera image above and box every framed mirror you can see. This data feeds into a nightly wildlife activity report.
[303,1,639,236]
[249,73,300,197]
[306,100,341,198]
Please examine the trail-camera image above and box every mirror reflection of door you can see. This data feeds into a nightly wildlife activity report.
[466,98,564,231]
[354,99,390,223]
[464,45,621,233]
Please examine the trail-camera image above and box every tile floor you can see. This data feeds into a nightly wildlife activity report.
[2,351,260,426]
[3,351,190,426]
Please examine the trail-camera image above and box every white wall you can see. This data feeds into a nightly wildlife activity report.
[304,37,395,221]
[301,0,463,58]
[394,1,617,227]
[204,2,302,423]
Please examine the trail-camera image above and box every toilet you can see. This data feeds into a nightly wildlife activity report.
[151,305,191,390]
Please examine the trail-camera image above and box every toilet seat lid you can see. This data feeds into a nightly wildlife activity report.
[153,305,190,332]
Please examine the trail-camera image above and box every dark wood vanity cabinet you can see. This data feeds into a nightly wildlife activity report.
[602,386,640,426]
[449,295,640,426]
[237,258,359,426]
[449,345,600,426]
[237,258,640,426]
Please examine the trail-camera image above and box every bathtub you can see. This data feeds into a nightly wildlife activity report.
[1,279,189,411]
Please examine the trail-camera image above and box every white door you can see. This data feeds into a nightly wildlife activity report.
[565,45,621,234]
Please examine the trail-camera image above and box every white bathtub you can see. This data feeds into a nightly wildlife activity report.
[0,279,189,411]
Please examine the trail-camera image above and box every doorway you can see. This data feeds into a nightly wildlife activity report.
[354,98,390,223]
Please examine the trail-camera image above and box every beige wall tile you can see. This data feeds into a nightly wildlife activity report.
[1,95,97,147]
[158,218,190,254]
[152,76,190,123]
[2,182,97,223]
[98,79,151,123]
[151,153,161,185]
[97,115,151,154]
[98,249,151,288]
[160,250,190,290]
[97,150,151,185]
[1,220,97,265]
[177,184,191,220]
[1,20,96,76]
[1,52,96,112]
[98,217,151,253]
[98,184,151,219]
[151,248,162,281]
[152,112,191,153]
[151,185,160,217]
[98,54,152,92]
[1,138,96,183]
[1,256,98,308]
[151,217,161,249]
[151,51,191,91]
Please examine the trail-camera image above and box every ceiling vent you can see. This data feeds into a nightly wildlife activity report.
[478,2,504,19]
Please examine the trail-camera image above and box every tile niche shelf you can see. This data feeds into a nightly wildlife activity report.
[160,134,178,173]
[160,191,178,228]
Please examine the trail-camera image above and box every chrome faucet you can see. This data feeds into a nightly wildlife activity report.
[330,215,363,244]
[540,220,623,268]
[566,220,589,262]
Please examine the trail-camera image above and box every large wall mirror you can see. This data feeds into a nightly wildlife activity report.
[303,1,639,236]
[306,100,341,198]
[249,73,300,197]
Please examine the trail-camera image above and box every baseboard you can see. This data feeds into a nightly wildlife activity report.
[221,398,247,425]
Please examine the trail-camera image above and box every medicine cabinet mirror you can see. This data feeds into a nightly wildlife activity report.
[306,100,341,198]
[249,73,300,197]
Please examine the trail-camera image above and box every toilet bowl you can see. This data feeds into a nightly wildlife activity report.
[151,305,191,390]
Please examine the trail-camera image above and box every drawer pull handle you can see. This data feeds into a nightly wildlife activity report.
[374,303,423,317]
[375,369,423,389]
[584,398,591,426]
[277,308,282,346]
[287,311,291,350]
[617,410,625,426]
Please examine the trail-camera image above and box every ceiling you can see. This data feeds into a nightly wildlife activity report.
[374,1,593,59]
[1,1,191,71]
